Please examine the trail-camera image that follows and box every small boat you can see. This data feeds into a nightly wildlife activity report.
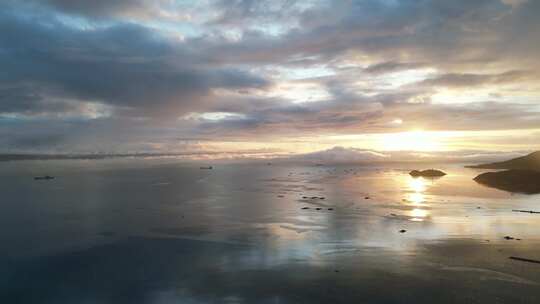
[199,166,213,170]
[34,175,55,180]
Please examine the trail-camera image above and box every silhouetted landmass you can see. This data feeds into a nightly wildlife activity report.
[473,169,540,194]
[467,151,540,171]
[409,169,446,177]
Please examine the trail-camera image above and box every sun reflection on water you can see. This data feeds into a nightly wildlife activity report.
[409,178,426,193]
[406,177,430,221]
[408,192,425,206]
[410,208,428,218]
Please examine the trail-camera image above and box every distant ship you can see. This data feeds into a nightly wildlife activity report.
[199,166,213,170]
[34,175,55,180]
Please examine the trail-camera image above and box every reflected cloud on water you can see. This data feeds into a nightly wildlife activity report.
[1,161,540,303]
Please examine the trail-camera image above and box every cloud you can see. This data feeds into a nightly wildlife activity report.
[417,70,534,88]
[501,0,528,8]
[364,61,427,74]
[1,0,540,154]
[0,5,270,119]
[22,0,150,18]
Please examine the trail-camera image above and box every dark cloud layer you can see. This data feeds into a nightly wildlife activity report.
[0,4,268,118]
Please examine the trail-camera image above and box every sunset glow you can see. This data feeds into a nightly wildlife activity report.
[0,0,539,158]
[380,131,443,151]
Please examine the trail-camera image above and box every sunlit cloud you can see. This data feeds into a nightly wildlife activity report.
[379,131,444,152]
[184,112,247,122]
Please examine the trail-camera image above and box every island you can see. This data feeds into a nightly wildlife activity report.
[473,169,540,194]
[467,151,540,171]
[409,169,446,177]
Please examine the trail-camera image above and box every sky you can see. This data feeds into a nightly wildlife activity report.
[1,0,540,158]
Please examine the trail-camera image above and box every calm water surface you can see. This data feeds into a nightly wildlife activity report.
[1,159,539,303]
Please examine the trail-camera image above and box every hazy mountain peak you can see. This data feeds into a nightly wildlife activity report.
[468,151,540,171]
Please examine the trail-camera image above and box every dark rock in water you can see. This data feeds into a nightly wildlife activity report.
[512,209,540,214]
[504,236,514,240]
[409,169,446,177]
[473,170,540,194]
[327,208,334,211]
[467,151,540,171]
[509,256,540,264]
[301,207,310,210]
[34,175,55,180]
[399,229,407,233]
[315,208,322,210]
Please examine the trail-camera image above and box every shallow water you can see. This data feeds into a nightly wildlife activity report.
[1,159,539,303]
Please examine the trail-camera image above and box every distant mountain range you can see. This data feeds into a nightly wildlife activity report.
[467,151,540,171]
[0,152,226,162]
[289,147,527,164]
[1,148,535,164]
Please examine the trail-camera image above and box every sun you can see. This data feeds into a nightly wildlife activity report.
[380,130,443,151]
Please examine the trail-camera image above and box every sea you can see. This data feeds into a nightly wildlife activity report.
[1,158,539,303]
